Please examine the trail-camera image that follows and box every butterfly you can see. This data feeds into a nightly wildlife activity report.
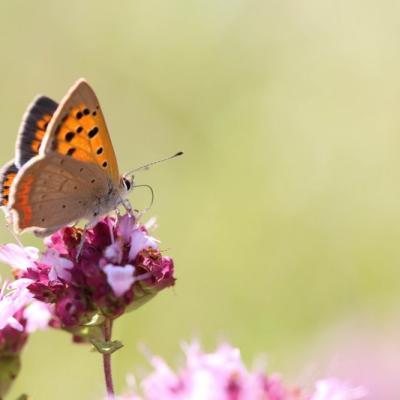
[0,79,177,239]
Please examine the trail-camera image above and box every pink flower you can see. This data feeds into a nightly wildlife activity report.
[305,318,397,400]
[0,213,175,339]
[0,277,51,358]
[0,244,38,272]
[129,230,158,261]
[0,307,28,355]
[23,301,52,333]
[120,342,302,400]
[0,277,51,399]
[310,379,367,400]
[41,250,73,281]
[0,279,34,331]
[117,342,367,400]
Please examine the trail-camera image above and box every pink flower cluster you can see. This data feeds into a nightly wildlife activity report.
[118,342,368,400]
[0,278,51,355]
[0,214,175,341]
[0,278,52,398]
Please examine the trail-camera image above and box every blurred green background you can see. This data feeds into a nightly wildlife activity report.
[1,0,400,398]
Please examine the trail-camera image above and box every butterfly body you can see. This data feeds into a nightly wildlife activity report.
[1,79,134,236]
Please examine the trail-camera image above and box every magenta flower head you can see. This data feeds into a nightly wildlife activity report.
[0,214,175,345]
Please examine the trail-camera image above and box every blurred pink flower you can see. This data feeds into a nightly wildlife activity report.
[118,341,366,400]
[23,300,52,333]
[0,243,38,272]
[0,279,34,331]
[310,379,367,400]
[0,278,51,342]
[0,278,51,398]
[306,317,400,400]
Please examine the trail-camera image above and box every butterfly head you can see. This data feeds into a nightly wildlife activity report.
[121,175,135,194]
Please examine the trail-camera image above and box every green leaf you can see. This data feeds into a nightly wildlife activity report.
[90,339,124,355]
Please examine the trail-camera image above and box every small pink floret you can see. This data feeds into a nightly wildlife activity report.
[41,250,73,281]
[104,264,136,297]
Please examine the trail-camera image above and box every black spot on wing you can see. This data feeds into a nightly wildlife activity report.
[16,96,58,167]
[88,127,99,138]
[65,132,75,142]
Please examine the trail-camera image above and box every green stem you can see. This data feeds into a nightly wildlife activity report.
[103,318,115,399]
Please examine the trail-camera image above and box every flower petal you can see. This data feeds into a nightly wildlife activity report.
[129,230,158,261]
[104,242,123,264]
[118,214,136,242]
[104,264,136,297]
[23,301,52,333]
[0,244,38,271]
[41,250,73,281]
[0,279,34,330]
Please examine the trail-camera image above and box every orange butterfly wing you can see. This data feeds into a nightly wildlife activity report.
[9,79,121,233]
[0,161,18,207]
[41,79,120,184]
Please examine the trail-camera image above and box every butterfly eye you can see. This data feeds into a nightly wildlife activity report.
[122,177,132,191]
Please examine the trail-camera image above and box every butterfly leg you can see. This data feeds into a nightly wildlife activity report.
[7,226,22,246]
[2,209,23,246]
[121,198,136,217]
[108,219,115,243]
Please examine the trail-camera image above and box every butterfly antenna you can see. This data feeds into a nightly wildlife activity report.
[124,151,183,177]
